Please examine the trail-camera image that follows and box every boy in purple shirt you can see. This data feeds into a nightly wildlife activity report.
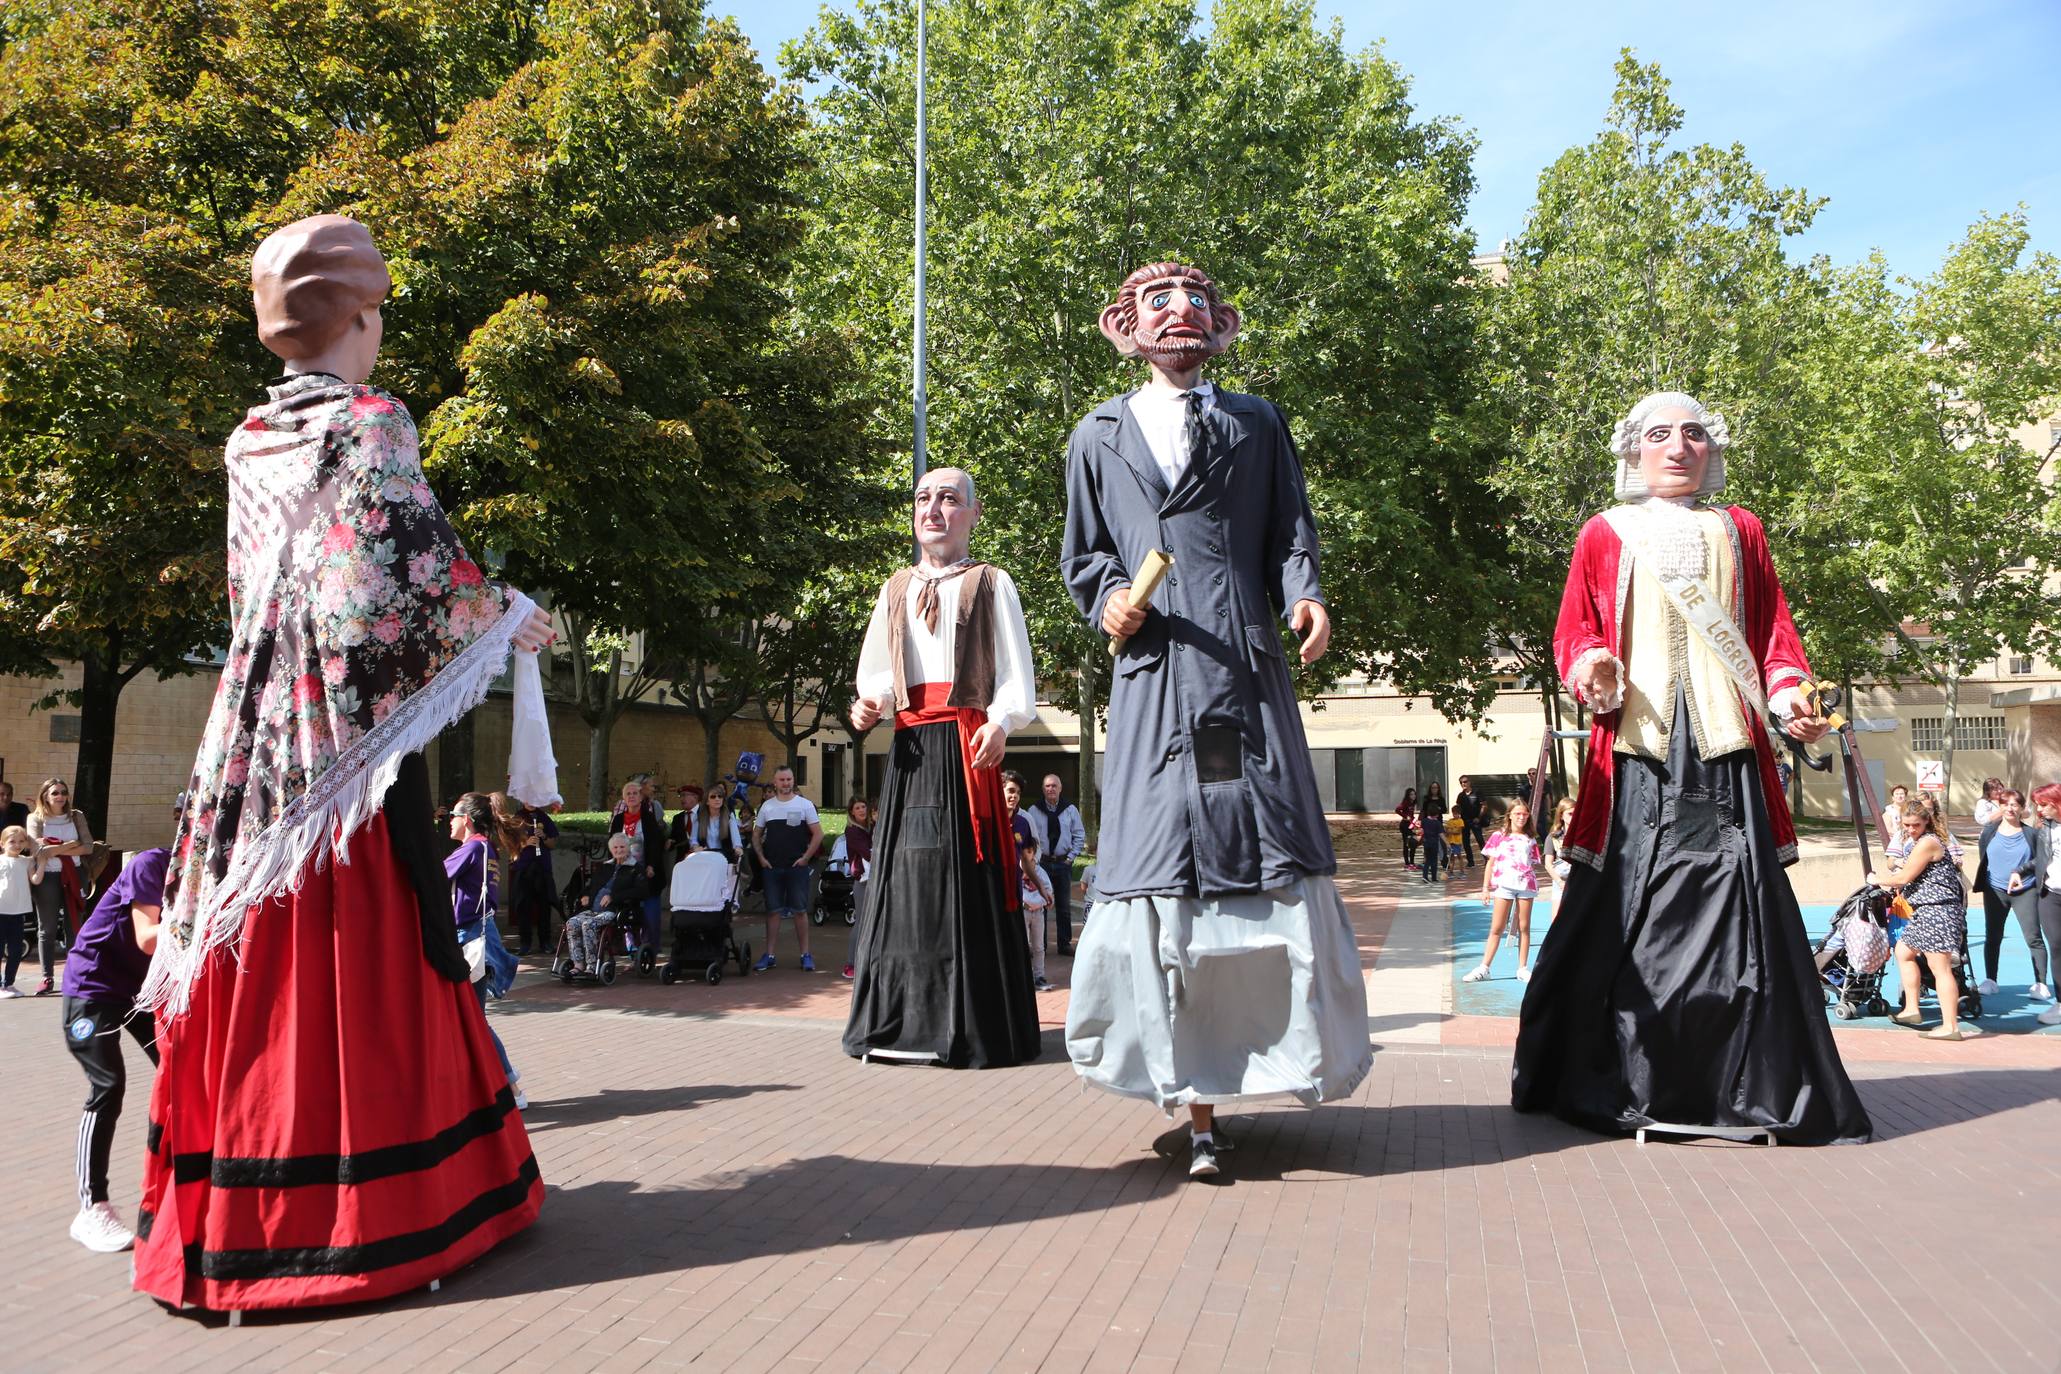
[61,845,167,1254]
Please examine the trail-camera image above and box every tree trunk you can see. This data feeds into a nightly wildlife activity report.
[1076,645,1099,847]
[702,719,724,793]
[73,637,126,841]
[581,646,623,810]
[1539,676,1566,796]
[586,712,614,810]
[1941,670,1960,818]
[437,713,475,808]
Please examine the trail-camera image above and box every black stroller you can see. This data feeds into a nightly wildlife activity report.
[812,856,857,927]
[1815,884,1894,1020]
[660,850,752,986]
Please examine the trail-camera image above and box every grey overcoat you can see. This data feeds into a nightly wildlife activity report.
[1062,388,1336,899]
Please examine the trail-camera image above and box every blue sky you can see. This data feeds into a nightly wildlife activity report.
[721,0,2056,278]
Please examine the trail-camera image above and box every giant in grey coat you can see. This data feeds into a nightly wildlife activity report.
[1062,388,1335,899]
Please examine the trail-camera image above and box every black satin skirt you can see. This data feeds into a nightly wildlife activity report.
[1511,692,1872,1144]
[842,721,1041,1069]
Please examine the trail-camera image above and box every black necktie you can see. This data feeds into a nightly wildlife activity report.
[1181,390,1205,473]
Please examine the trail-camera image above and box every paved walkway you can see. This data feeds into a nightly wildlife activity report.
[2,853,2056,1373]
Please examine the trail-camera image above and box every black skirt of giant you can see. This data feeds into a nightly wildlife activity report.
[842,720,1041,1068]
[1512,690,1872,1145]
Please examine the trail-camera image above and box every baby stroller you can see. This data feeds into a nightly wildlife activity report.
[1816,884,1893,1020]
[812,837,857,927]
[661,850,752,986]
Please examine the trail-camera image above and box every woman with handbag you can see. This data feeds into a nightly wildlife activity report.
[1396,788,1418,871]
[448,794,523,1105]
[26,778,93,997]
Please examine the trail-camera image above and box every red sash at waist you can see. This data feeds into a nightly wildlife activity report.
[894,683,1017,909]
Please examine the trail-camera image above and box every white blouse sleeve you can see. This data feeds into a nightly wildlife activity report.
[854,578,898,708]
[987,569,1038,735]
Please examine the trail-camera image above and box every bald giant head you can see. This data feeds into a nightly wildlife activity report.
[913,467,980,564]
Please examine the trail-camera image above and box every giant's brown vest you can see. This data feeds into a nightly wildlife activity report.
[883,562,999,713]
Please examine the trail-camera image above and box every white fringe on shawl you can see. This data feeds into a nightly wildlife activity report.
[139,592,537,1020]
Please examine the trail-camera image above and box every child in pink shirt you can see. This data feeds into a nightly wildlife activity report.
[1465,801,1540,985]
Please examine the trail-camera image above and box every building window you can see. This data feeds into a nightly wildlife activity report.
[2008,656,2034,675]
[1961,717,2007,750]
[1912,716,2006,751]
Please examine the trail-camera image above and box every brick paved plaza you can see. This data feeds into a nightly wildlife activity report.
[3,852,2057,1373]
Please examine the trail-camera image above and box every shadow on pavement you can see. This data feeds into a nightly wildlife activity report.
[422,1104,1602,1299]
[517,1083,803,1133]
[1852,1065,2061,1141]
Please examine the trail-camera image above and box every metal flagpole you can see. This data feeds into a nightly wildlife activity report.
[912,0,928,488]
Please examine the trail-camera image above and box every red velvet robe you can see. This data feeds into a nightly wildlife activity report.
[1552,505,1812,870]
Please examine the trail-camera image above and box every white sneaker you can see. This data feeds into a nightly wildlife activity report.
[0,986,19,999]
[1461,965,1490,983]
[2031,983,2053,1002]
[1515,965,1532,984]
[2038,1004,2061,1026]
[70,1201,134,1253]
[1976,978,1999,996]
[513,1087,528,1110]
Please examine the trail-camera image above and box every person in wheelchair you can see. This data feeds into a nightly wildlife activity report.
[564,833,646,977]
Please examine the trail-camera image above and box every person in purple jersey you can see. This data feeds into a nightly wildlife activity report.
[61,832,170,1254]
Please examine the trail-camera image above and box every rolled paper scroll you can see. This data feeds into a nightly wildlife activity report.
[1108,548,1173,657]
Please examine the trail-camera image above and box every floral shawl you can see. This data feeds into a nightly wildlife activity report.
[143,373,534,1016]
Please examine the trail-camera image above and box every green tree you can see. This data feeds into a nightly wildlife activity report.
[1818,216,2061,809]
[786,0,1503,836]
[1482,52,1843,792]
[276,5,878,805]
[0,0,540,833]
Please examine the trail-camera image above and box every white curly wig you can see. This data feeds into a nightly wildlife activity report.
[1612,391,1731,500]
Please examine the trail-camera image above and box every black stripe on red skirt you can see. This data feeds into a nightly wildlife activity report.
[203,1154,540,1280]
[154,1087,522,1187]
[140,1153,541,1281]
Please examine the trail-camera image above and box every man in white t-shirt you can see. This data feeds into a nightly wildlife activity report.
[752,766,823,972]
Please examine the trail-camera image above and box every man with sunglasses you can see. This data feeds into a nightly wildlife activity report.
[1512,390,1870,1146]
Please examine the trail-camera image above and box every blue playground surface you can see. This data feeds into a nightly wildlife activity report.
[1449,892,2059,1033]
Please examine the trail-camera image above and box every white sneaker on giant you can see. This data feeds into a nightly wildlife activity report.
[70,1201,134,1253]
[1461,965,1490,983]
[2030,983,2053,1002]
[2038,1004,2061,1026]
[1976,978,1999,996]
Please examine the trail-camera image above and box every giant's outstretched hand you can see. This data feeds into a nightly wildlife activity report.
[513,604,554,651]
[1574,655,1619,710]
[1291,599,1330,665]
[970,722,1007,769]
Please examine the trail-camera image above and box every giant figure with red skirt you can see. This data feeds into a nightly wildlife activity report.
[1511,391,1871,1144]
[133,216,552,1311]
[842,467,1043,1069]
